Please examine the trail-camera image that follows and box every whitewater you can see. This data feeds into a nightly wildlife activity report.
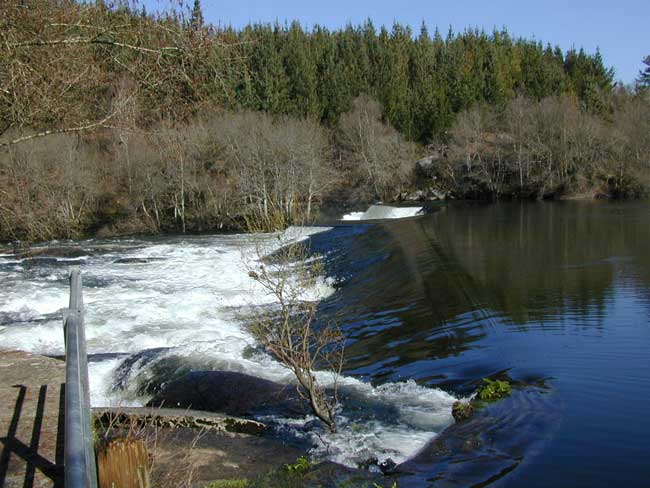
[341,205,423,221]
[0,225,456,467]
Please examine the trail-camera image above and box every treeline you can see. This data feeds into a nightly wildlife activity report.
[0,0,648,242]
[229,21,615,142]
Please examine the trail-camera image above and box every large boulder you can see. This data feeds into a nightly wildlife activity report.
[147,371,305,417]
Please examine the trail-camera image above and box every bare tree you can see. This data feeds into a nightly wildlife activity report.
[504,95,535,191]
[338,95,419,201]
[448,105,506,197]
[247,240,344,433]
[0,132,102,241]
[0,0,242,149]
[210,111,334,230]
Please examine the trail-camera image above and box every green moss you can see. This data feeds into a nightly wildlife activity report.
[204,480,250,488]
[476,378,511,402]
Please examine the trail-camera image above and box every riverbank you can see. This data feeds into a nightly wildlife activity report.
[0,349,383,487]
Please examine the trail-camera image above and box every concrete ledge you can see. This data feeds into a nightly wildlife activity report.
[93,407,267,436]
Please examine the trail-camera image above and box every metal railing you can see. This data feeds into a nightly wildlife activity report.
[63,268,98,487]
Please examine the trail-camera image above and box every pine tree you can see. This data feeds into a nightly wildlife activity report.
[375,23,412,137]
[314,26,348,124]
[191,0,204,30]
[638,55,650,88]
[282,21,320,117]
[410,22,438,142]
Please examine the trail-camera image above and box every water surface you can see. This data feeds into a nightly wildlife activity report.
[312,201,650,487]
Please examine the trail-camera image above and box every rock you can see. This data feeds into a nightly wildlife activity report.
[21,256,86,268]
[378,458,398,475]
[114,257,150,264]
[452,401,475,422]
[404,190,426,201]
[398,187,449,202]
[21,246,88,259]
[415,155,438,172]
[427,188,448,201]
[357,456,379,470]
[147,371,305,417]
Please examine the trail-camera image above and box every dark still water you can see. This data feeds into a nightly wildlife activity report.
[313,201,650,487]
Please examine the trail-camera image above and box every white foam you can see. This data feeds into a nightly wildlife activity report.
[0,227,331,358]
[262,379,457,467]
[342,205,423,221]
[342,211,366,221]
[321,378,456,466]
[88,358,139,407]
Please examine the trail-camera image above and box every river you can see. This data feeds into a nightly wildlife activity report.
[1,201,649,487]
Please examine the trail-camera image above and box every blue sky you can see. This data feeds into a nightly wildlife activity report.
[148,0,648,83]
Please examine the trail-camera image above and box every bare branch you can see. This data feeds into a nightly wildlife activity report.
[0,112,117,148]
[7,37,181,55]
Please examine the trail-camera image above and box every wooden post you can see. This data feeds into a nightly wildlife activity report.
[97,439,151,488]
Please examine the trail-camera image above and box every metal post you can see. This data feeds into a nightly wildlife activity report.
[64,268,98,487]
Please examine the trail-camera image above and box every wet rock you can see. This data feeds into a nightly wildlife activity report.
[148,371,305,417]
[462,435,483,452]
[378,458,398,475]
[452,401,475,422]
[12,244,88,259]
[357,456,379,470]
[21,256,86,268]
[114,257,150,264]
[112,347,172,395]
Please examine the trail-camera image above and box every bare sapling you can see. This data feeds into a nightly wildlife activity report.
[247,236,344,433]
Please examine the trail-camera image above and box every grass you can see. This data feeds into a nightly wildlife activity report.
[283,455,310,474]
[202,459,401,488]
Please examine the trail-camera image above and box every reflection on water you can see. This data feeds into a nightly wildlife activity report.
[315,201,650,487]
